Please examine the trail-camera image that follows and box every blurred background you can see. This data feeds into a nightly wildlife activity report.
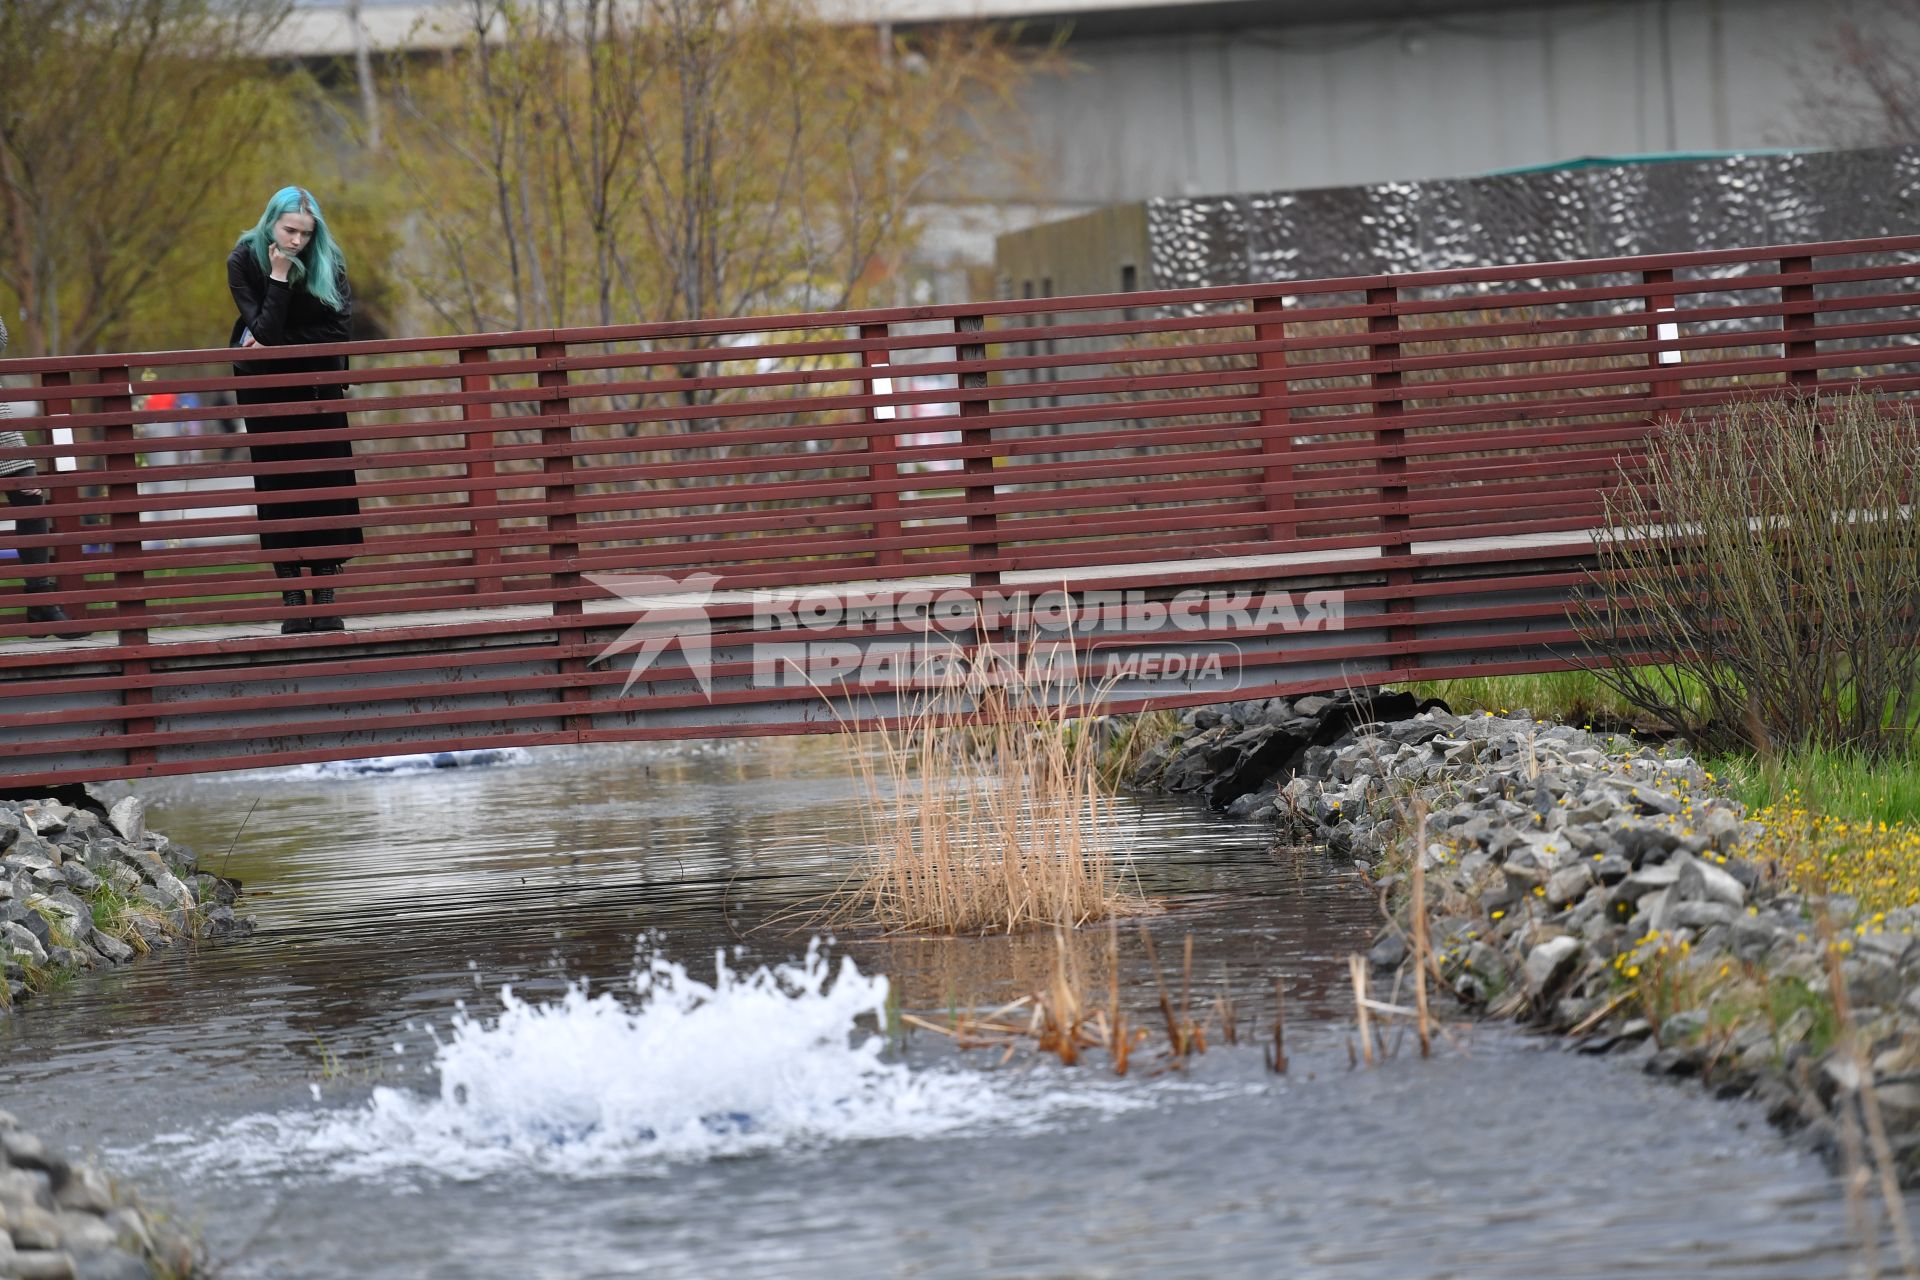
[1,0,1915,354]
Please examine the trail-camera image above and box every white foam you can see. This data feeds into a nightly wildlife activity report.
[195,943,1149,1182]
[245,747,532,781]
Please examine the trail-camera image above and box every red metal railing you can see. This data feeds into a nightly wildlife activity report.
[3,234,1918,785]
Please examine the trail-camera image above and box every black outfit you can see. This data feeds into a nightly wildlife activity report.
[2,314,80,634]
[2,484,50,574]
[227,244,363,563]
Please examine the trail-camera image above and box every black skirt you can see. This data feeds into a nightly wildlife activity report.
[234,359,364,556]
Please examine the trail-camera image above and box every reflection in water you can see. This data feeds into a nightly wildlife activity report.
[0,739,1883,1279]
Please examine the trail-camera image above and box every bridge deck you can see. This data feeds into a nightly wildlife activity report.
[4,233,1916,785]
[4,529,1594,658]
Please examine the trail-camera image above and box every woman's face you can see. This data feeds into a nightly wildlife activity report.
[273,211,316,257]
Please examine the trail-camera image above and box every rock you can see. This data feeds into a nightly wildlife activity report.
[8,1203,63,1250]
[24,803,73,837]
[1593,854,1632,885]
[199,906,248,939]
[0,1166,54,1212]
[1201,724,1315,810]
[149,873,192,911]
[1623,783,1681,816]
[53,1168,115,1217]
[114,852,169,890]
[1663,1008,1709,1042]
[1159,734,1235,793]
[1669,900,1737,930]
[31,892,88,935]
[1673,855,1746,909]
[1523,936,1581,998]
[1858,930,1915,967]
[1223,789,1273,819]
[1607,863,1679,918]
[105,798,145,846]
[1368,933,1407,972]
[1731,914,1782,962]
[87,931,134,965]
[11,1249,80,1280]
[132,887,185,934]
[3,921,48,965]
[2,1131,68,1181]
[57,864,101,895]
[1545,863,1592,909]
[1645,1046,1701,1077]
[1845,957,1904,1009]
[55,1213,119,1256]
[1871,1082,1920,1129]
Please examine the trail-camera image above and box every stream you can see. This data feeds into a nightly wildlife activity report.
[0,739,1876,1278]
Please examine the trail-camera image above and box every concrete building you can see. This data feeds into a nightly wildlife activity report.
[281,0,1875,294]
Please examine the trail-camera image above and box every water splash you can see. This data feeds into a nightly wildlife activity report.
[200,943,1139,1181]
[271,748,531,780]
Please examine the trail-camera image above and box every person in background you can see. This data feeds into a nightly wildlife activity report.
[0,315,81,636]
[228,185,362,635]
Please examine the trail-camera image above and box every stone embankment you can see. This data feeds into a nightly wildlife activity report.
[0,1110,201,1279]
[1133,692,1920,1183]
[3,793,242,1276]
[2,795,248,1017]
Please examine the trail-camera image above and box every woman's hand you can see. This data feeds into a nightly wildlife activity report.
[268,243,294,282]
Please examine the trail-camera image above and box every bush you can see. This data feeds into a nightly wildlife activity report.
[1578,389,1920,757]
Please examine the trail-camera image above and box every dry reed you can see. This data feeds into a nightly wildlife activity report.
[832,638,1151,936]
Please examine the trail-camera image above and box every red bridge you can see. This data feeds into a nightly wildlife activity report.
[3,236,1917,788]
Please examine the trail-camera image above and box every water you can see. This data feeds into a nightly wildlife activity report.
[0,739,1879,1277]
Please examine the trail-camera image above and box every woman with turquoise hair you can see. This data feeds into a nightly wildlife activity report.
[229,185,362,635]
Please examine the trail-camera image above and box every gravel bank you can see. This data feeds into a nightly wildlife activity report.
[0,1109,202,1279]
[1133,693,1920,1184]
[2,794,248,1017]
[4,793,247,1277]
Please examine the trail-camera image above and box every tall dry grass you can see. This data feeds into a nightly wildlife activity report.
[832,640,1150,935]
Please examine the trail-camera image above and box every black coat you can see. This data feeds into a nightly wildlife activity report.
[228,244,363,556]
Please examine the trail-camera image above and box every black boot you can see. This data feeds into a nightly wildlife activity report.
[25,578,84,640]
[307,561,346,632]
[276,563,311,635]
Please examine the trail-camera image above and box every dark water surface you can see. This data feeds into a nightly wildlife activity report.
[0,740,1875,1278]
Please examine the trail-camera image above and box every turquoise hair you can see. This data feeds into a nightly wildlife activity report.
[236,186,347,310]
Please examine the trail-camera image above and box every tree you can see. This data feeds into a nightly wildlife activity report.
[1794,0,1920,146]
[0,0,302,356]
[382,0,1040,336]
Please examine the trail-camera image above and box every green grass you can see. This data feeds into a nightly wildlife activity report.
[1709,747,1920,827]
[1400,670,1655,730]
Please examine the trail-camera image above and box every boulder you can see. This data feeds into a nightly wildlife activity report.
[1545,862,1594,909]
[1673,855,1746,909]
[105,797,145,846]
[1524,936,1582,998]
[1200,723,1316,810]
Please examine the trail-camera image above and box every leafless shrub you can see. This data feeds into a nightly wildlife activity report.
[1575,389,1920,756]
